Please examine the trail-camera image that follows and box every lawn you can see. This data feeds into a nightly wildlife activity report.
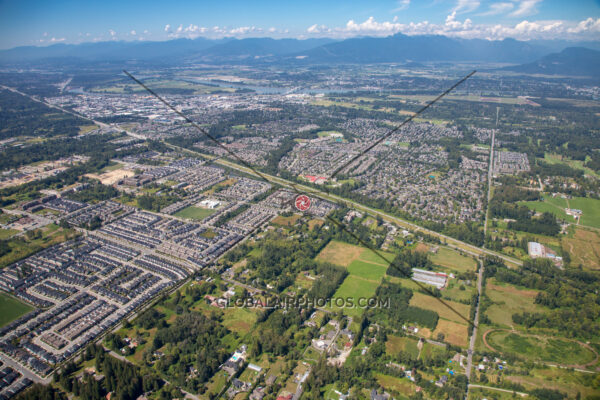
[174,206,216,220]
[485,279,541,328]
[487,331,596,365]
[430,247,477,273]
[0,292,33,327]
[329,276,380,317]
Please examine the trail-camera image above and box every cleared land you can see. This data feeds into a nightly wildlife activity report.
[375,373,416,397]
[272,214,301,226]
[569,197,600,228]
[174,206,216,221]
[0,292,33,327]
[85,168,134,185]
[347,260,387,282]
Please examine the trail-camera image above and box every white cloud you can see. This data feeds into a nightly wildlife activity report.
[478,2,514,16]
[268,27,277,33]
[109,29,116,37]
[130,30,136,36]
[452,0,480,14]
[510,0,542,17]
[393,0,410,12]
[304,15,600,41]
[164,24,171,33]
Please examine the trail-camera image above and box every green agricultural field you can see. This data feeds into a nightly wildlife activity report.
[174,206,216,221]
[357,248,394,266]
[430,247,477,273]
[347,260,387,282]
[0,292,33,327]
[329,276,380,317]
[487,331,596,365]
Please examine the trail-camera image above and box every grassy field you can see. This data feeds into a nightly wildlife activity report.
[0,292,33,327]
[316,240,365,266]
[409,292,470,324]
[430,247,477,273]
[543,153,600,179]
[174,206,216,220]
[0,224,77,269]
[467,387,519,400]
[485,279,542,328]
[329,275,380,317]
[375,373,415,398]
[272,214,301,226]
[503,366,600,399]
[386,335,420,358]
[433,319,468,347]
[562,227,600,269]
[569,197,600,228]
[520,199,574,222]
[347,260,387,282]
[0,228,18,240]
[487,331,596,365]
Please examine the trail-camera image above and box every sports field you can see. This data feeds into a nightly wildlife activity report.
[0,292,33,327]
[175,206,216,220]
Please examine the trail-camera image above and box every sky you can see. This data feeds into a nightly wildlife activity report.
[0,0,599,49]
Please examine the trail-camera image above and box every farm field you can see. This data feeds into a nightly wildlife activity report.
[430,247,477,273]
[433,319,468,347]
[316,240,365,266]
[347,260,387,282]
[0,292,33,327]
[174,206,216,221]
[329,275,380,317]
[485,279,542,328]
[562,227,600,270]
[409,291,470,324]
[520,199,574,222]
[486,331,597,366]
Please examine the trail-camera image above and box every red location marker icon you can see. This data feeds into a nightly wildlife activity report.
[294,194,311,212]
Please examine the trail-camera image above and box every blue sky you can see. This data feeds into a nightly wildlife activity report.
[0,0,599,49]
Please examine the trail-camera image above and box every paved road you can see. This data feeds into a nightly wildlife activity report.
[166,142,524,268]
[483,128,495,237]
[468,384,528,397]
[465,259,484,385]
[2,84,522,267]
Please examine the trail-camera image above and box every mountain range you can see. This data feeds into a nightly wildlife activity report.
[0,35,599,77]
